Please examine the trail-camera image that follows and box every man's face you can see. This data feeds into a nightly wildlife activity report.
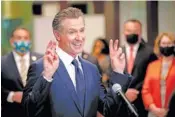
[124,22,142,39]
[57,17,85,57]
[10,29,30,46]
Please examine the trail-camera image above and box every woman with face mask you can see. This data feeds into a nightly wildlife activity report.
[142,32,175,117]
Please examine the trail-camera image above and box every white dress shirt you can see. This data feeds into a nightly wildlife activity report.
[7,51,30,103]
[45,47,83,90]
[13,51,30,74]
[125,43,140,61]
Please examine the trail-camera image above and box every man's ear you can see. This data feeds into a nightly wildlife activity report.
[9,38,15,47]
[53,30,61,41]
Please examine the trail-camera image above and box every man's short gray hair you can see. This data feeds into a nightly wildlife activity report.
[52,7,84,32]
[124,19,142,27]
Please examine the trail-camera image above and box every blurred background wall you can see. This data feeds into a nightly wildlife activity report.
[1,1,175,55]
[2,1,33,55]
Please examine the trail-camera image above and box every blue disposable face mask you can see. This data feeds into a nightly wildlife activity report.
[13,40,31,54]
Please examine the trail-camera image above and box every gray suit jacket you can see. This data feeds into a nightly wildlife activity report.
[1,51,43,117]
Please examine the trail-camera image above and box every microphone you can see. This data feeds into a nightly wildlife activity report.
[112,83,139,117]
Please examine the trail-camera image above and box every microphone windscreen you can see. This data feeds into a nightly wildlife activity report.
[112,83,121,93]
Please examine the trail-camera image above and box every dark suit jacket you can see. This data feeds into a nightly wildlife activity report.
[167,90,175,117]
[22,57,132,117]
[1,52,43,117]
[125,43,157,90]
[116,42,157,117]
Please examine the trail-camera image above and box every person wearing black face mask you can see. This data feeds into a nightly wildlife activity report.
[126,33,139,44]
[159,46,174,57]
[1,27,43,117]
[142,32,175,117]
[116,19,157,117]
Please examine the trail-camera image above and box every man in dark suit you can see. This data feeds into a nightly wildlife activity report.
[22,7,132,117]
[1,27,43,117]
[116,19,157,117]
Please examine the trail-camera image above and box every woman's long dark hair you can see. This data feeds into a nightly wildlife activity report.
[98,38,109,55]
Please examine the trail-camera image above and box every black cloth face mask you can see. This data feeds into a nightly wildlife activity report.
[126,34,139,44]
[159,46,174,57]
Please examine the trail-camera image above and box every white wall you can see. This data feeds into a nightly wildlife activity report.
[84,15,105,53]
[33,16,55,54]
[33,15,105,54]
[158,1,175,34]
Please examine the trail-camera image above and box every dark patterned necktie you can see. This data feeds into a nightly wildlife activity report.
[72,59,85,113]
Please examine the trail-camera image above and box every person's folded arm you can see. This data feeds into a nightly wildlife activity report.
[1,86,13,103]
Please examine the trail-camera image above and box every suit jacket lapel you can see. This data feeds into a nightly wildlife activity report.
[123,47,128,73]
[29,52,38,64]
[54,60,83,116]
[9,52,24,87]
[79,57,92,116]
[132,43,143,74]
[30,52,32,64]
[165,58,175,81]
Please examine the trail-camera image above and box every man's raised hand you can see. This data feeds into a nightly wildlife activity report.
[43,40,59,79]
[109,39,125,74]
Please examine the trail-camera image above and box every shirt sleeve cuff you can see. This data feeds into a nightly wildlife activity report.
[7,91,14,103]
[43,75,53,82]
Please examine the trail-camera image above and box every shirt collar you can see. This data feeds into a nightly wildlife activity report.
[56,47,80,66]
[125,42,140,51]
[13,50,30,61]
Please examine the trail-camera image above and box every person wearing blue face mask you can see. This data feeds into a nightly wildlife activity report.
[13,39,31,54]
[1,27,43,117]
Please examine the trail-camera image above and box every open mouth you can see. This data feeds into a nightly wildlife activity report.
[73,43,82,48]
